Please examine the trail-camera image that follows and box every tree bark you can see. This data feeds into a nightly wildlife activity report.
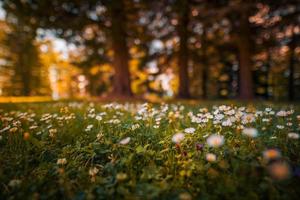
[288,33,296,101]
[201,29,208,99]
[265,49,271,100]
[110,0,132,97]
[236,13,254,100]
[17,35,33,96]
[177,0,190,99]
[20,58,31,96]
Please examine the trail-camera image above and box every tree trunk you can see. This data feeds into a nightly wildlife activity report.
[288,33,296,101]
[236,13,254,100]
[18,39,32,96]
[177,0,190,99]
[201,29,208,99]
[265,49,271,100]
[20,63,31,96]
[202,64,208,99]
[110,0,132,97]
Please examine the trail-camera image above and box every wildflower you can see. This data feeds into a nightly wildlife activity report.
[225,109,235,116]
[184,127,195,134]
[85,125,93,132]
[195,143,204,151]
[276,125,284,129]
[0,126,10,133]
[49,129,57,138]
[276,110,287,117]
[239,107,246,111]
[215,114,224,120]
[241,114,255,124]
[287,132,299,139]
[108,119,121,124]
[36,131,42,135]
[23,132,30,140]
[89,167,99,176]
[179,192,192,200]
[89,167,99,182]
[256,111,263,117]
[206,134,224,148]
[265,107,272,112]
[95,115,102,121]
[222,119,232,127]
[268,161,291,180]
[119,137,130,145]
[206,153,217,162]
[9,127,18,133]
[29,125,38,130]
[236,125,244,130]
[88,113,95,118]
[131,124,140,130]
[8,179,22,187]
[263,149,281,161]
[96,133,103,141]
[242,128,258,138]
[57,158,67,165]
[199,108,208,113]
[172,133,185,143]
[262,118,270,122]
[57,168,65,174]
[116,172,127,181]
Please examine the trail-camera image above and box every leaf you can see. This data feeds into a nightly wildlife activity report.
[136,145,144,154]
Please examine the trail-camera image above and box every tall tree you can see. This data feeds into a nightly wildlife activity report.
[287,27,299,101]
[2,0,135,97]
[260,0,300,100]
[234,10,254,100]
[2,1,40,95]
[109,1,132,96]
[177,0,190,98]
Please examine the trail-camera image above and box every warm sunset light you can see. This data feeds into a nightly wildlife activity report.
[0,0,299,199]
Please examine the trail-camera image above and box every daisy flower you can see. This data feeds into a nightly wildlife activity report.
[206,134,224,148]
[206,153,217,162]
[242,128,258,138]
[172,133,185,143]
[119,137,131,145]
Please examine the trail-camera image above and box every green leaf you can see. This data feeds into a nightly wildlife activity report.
[136,145,144,154]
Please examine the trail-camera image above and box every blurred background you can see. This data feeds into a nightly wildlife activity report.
[0,0,299,101]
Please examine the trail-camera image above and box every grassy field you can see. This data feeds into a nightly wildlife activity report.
[0,101,300,199]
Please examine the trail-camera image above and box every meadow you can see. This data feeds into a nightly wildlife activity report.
[0,101,300,199]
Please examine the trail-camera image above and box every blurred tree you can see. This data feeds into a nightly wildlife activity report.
[39,40,79,98]
[211,1,257,100]
[1,0,299,101]
[176,0,191,98]
[108,0,132,96]
[0,2,41,96]
[1,0,137,97]
[256,0,300,100]
[0,20,13,95]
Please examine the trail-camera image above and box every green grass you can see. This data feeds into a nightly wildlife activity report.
[0,101,300,199]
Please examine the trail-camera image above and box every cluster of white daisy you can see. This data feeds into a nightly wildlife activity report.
[0,102,299,184]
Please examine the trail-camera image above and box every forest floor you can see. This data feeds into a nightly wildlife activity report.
[0,101,300,199]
